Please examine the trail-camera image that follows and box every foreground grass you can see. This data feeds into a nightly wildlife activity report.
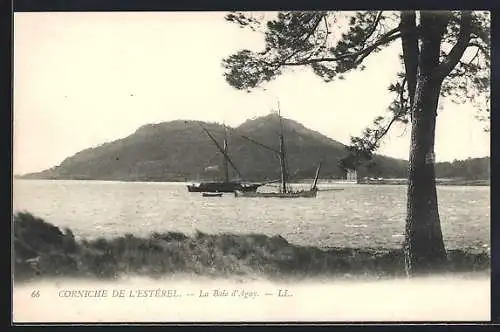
[13,212,490,282]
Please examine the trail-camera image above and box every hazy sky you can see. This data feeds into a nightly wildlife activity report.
[13,12,490,175]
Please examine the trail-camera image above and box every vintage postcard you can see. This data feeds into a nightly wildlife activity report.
[12,11,491,323]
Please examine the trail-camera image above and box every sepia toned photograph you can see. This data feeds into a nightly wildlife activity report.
[12,10,491,323]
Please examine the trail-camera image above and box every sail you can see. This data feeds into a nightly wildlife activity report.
[187,122,263,193]
[218,104,324,199]
[198,124,244,181]
[311,161,322,190]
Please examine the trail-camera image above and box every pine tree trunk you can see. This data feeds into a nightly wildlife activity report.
[404,76,447,276]
[404,12,449,276]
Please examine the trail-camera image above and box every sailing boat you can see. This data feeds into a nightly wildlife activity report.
[234,104,322,198]
[187,124,261,193]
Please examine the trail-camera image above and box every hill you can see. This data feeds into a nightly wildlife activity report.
[20,114,416,182]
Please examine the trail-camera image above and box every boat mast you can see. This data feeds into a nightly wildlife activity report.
[277,101,288,193]
[222,124,229,182]
[199,124,245,181]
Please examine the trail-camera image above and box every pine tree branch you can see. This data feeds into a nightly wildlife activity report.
[352,76,409,157]
[274,27,401,67]
[289,14,330,64]
[374,79,408,147]
[436,11,473,80]
[399,76,408,114]
[368,76,411,154]
[359,11,384,49]
[268,13,326,70]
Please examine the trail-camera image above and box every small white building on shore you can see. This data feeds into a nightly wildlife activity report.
[346,169,358,183]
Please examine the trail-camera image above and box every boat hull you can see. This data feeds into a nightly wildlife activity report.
[234,189,318,198]
[187,182,260,193]
[202,192,223,197]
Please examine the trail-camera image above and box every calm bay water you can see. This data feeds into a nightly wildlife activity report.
[12,180,490,250]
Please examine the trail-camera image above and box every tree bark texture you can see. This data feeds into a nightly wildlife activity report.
[404,12,450,276]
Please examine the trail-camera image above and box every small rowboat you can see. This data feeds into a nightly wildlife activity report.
[202,192,223,197]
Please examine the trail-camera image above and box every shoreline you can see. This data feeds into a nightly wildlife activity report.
[13,177,491,187]
[357,179,490,186]
[14,212,490,283]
